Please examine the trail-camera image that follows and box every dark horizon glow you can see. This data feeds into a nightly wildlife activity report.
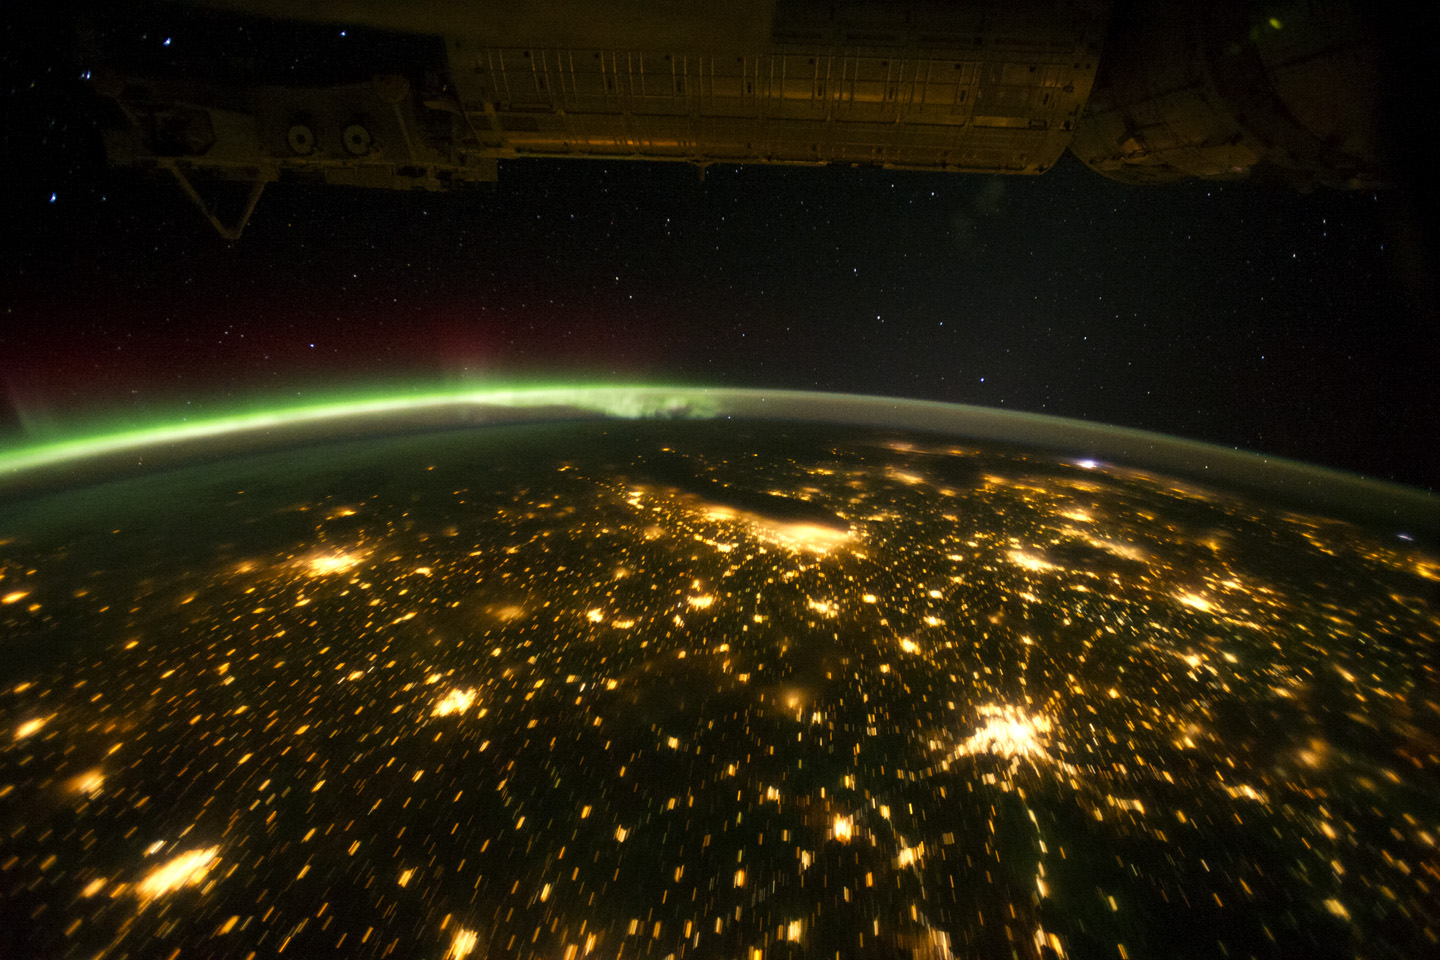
[2,10,1437,490]
[1,399,1435,959]
[2,385,1434,534]
[1,13,1436,960]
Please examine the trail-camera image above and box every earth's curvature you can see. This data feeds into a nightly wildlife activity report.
[1,388,1436,960]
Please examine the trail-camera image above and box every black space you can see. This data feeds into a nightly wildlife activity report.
[1,6,1436,490]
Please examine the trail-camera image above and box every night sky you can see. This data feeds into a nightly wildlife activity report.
[2,8,1436,491]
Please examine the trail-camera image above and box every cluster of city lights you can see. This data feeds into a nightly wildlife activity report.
[1,427,1435,959]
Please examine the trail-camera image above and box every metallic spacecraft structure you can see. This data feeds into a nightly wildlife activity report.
[90,1,1392,237]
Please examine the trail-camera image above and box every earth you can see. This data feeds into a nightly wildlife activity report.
[0,390,1436,960]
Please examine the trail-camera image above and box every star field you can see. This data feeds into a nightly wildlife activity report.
[0,8,1436,490]
[1,11,1437,960]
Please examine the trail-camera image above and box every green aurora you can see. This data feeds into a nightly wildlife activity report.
[1,386,1435,534]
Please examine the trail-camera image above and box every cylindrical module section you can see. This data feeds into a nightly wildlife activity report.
[445,0,1112,176]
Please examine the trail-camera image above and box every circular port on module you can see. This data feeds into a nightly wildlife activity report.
[286,124,315,156]
[343,124,373,156]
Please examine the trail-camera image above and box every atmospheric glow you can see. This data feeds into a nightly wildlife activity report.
[0,386,715,475]
[0,391,1432,959]
[0,386,1424,525]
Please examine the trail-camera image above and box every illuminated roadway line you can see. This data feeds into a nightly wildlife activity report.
[0,385,1432,527]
